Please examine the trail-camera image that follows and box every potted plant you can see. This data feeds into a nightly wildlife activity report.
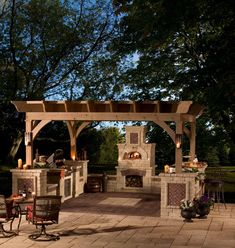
[193,195,214,218]
[179,199,196,222]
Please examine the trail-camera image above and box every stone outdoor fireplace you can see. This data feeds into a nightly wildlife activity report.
[116,126,156,193]
[126,175,143,187]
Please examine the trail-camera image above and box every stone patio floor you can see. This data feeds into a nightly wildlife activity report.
[0,192,235,248]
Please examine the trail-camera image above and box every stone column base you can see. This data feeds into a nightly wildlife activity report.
[159,173,199,218]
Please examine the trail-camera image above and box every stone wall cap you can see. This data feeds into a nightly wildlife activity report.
[159,172,197,177]
[10,168,49,172]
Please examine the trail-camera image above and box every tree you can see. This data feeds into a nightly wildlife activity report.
[76,126,121,164]
[147,123,175,168]
[112,0,235,164]
[0,0,118,161]
[98,127,120,163]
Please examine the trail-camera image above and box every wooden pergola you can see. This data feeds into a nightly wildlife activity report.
[12,100,204,173]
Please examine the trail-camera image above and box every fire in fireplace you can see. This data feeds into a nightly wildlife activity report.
[124,151,142,159]
[125,175,143,188]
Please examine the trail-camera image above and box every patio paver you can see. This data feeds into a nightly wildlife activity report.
[0,192,234,248]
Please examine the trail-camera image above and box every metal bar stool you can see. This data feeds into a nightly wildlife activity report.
[205,167,226,208]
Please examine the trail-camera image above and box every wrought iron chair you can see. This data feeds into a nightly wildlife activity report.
[27,195,62,241]
[0,195,19,238]
[205,167,226,208]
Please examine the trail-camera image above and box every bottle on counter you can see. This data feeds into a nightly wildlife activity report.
[164,164,170,173]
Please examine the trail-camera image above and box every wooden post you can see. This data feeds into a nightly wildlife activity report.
[70,136,77,160]
[66,121,77,160]
[175,121,183,173]
[189,122,196,162]
[66,121,91,160]
[175,146,182,173]
[25,117,33,167]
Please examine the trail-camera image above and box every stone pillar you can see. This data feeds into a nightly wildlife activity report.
[72,165,81,197]
[81,160,88,182]
[159,173,200,218]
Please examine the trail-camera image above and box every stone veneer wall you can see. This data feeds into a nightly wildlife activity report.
[116,126,157,193]
[106,174,161,194]
[159,173,200,218]
[11,169,47,196]
[11,160,88,203]
[65,160,88,198]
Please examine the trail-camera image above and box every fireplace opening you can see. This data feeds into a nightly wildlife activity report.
[125,175,143,188]
[124,151,142,160]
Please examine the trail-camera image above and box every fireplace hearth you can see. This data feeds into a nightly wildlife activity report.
[126,175,143,188]
[116,126,156,193]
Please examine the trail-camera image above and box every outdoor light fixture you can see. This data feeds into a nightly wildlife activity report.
[24,132,32,146]
[71,151,76,161]
[175,134,182,149]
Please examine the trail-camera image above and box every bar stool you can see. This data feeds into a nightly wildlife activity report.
[205,167,226,208]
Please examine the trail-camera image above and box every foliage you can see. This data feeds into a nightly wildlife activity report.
[33,121,70,158]
[77,126,121,164]
[179,199,195,211]
[146,123,175,167]
[112,0,235,164]
[97,127,121,164]
[0,0,119,161]
[0,0,234,167]
[195,117,232,166]
[193,195,214,208]
[1,0,117,100]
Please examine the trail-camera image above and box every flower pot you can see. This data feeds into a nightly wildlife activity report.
[196,206,210,218]
[181,209,196,222]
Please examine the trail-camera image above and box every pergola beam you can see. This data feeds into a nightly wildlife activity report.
[12,100,203,171]
[12,100,203,115]
[25,112,195,122]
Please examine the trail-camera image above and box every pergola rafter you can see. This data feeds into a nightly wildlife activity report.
[12,100,202,115]
[12,100,204,173]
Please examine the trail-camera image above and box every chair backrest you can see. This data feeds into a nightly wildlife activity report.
[32,195,62,224]
[0,195,13,220]
[205,167,226,181]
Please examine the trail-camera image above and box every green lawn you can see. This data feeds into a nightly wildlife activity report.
[205,166,235,192]
[223,168,235,192]
[204,166,235,203]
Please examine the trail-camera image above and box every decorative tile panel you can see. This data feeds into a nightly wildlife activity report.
[130,133,138,144]
[80,166,83,177]
[64,178,71,197]
[167,183,186,206]
[17,178,34,196]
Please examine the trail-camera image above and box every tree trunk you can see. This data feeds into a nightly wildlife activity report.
[6,131,23,162]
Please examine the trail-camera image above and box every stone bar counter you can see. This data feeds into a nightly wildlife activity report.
[159,171,204,219]
[11,160,88,203]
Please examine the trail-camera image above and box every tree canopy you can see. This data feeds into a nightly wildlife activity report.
[111,0,234,165]
[0,0,119,160]
[0,0,118,100]
[0,0,234,166]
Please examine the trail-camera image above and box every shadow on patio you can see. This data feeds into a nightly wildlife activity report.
[61,192,161,217]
